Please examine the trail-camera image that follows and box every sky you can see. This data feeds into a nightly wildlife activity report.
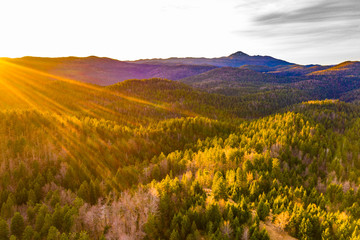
[0,0,359,65]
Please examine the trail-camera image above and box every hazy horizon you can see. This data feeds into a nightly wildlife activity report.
[2,51,359,66]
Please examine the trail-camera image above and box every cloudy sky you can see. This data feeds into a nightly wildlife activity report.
[0,0,359,64]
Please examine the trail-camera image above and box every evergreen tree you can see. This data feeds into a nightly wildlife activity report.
[321,227,332,240]
[77,181,90,203]
[170,229,181,240]
[59,233,69,240]
[181,215,191,238]
[300,218,313,240]
[0,218,9,240]
[78,232,90,240]
[22,226,34,240]
[10,212,25,239]
[47,226,60,240]
[212,172,227,200]
[52,206,62,231]
[256,199,270,221]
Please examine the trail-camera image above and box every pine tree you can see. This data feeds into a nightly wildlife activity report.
[52,205,63,231]
[144,214,159,240]
[40,214,52,237]
[10,212,25,239]
[300,218,313,240]
[27,190,37,205]
[59,233,69,240]
[27,206,36,225]
[170,229,180,240]
[260,228,270,240]
[47,226,60,240]
[22,226,34,240]
[0,218,9,240]
[212,172,227,200]
[321,227,332,240]
[181,215,191,238]
[1,195,14,219]
[256,199,270,221]
[78,232,90,240]
[77,181,90,203]
[32,232,41,240]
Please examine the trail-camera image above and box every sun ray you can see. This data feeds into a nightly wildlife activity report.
[0,58,200,120]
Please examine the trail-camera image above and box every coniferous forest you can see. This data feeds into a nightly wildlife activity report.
[0,54,360,240]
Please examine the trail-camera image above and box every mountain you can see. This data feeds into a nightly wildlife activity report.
[3,54,360,102]
[0,57,294,122]
[130,51,293,68]
[0,58,240,122]
[308,61,360,77]
[1,56,217,85]
[176,58,360,100]
[340,88,360,102]
[268,64,331,76]
[238,64,277,72]
[180,67,282,95]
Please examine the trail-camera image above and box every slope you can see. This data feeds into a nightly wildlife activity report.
[180,67,284,95]
[1,56,217,85]
[308,61,360,77]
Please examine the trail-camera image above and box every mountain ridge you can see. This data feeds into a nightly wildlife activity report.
[129,51,293,68]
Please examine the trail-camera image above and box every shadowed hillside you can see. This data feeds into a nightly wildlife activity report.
[1,56,217,85]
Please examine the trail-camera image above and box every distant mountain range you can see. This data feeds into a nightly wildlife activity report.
[0,56,216,85]
[129,51,293,67]
[0,51,294,85]
[1,51,359,101]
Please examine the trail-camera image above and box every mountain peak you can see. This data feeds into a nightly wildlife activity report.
[229,51,249,58]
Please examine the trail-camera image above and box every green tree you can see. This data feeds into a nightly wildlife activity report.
[300,218,313,240]
[1,195,15,219]
[77,181,90,203]
[144,214,159,240]
[212,172,227,200]
[22,226,34,240]
[256,199,270,221]
[40,214,52,237]
[78,232,90,240]
[52,206,62,231]
[27,190,37,205]
[181,215,191,238]
[26,207,36,225]
[47,226,60,240]
[0,218,9,240]
[10,212,25,239]
[260,228,270,240]
[170,229,180,240]
[321,227,332,240]
[59,233,69,240]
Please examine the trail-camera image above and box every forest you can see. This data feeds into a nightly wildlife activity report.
[0,57,360,240]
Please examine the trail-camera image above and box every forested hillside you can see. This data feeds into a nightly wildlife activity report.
[0,57,216,86]
[0,57,360,240]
